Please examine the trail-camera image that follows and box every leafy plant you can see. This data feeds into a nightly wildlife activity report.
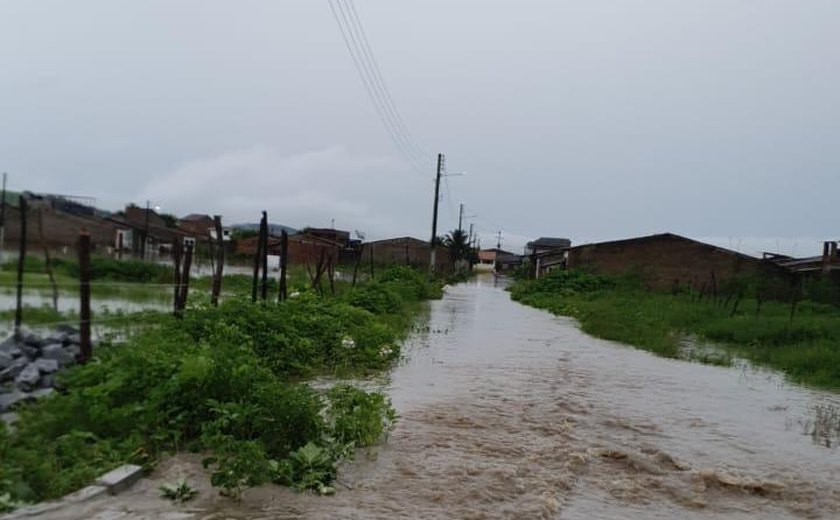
[271,442,337,494]
[159,478,198,503]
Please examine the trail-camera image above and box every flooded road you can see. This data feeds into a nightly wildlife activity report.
[22,275,840,519]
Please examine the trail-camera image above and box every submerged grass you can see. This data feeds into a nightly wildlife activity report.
[510,270,840,390]
[0,266,442,505]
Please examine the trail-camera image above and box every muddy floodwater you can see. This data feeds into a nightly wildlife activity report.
[19,275,840,519]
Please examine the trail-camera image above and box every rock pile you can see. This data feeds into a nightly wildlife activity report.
[0,325,81,413]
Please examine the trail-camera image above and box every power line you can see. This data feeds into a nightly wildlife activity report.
[343,0,431,165]
[327,0,432,177]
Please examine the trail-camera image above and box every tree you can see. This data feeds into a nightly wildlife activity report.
[443,229,469,263]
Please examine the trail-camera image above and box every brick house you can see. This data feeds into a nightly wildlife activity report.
[566,233,791,292]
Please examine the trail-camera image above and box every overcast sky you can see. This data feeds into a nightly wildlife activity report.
[1,1,837,255]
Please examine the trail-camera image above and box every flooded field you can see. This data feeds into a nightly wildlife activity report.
[16,275,840,519]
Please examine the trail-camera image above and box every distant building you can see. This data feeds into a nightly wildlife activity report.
[525,237,571,256]
[478,248,515,271]
[177,214,215,239]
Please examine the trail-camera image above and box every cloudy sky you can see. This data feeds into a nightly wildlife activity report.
[1,1,837,255]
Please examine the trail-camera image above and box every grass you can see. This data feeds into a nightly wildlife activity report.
[0,266,442,506]
[510,270,840,390]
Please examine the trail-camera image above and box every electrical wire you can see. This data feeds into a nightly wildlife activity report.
[343,0,431,165]
[327,0,433,178]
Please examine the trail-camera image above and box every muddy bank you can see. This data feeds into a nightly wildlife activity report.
[15,275,840,519]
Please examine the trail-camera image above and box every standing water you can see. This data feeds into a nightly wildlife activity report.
[20,275,840,519]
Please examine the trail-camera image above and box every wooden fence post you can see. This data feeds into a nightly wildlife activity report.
[177,242,193,316]
[211,215,224,306]
[14,197,27,340]
[37,209,59,311]
[352,244,362,287]
[252,214,265,303]
[278,229,288,302]
[172,239,183,315]
[78,230,92,363]
[260,211,268,301]
[369,243,374,280]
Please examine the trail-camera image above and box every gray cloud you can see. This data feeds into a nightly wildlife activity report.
[1,0,838,255]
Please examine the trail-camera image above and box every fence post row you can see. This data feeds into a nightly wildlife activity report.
[78,230,92,364]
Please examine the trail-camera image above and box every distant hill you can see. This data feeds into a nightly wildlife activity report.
[230,222,299,235]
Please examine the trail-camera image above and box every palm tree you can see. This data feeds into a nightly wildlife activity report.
[443,229,469,263]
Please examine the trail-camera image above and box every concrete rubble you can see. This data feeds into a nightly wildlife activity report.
[0,326,84,413]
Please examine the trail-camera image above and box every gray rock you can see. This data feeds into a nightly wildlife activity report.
[0,358,29,382]
[67,333,81,345]
[0,384,11,394]
[0,390,33,412]
[0,337,23,358]
[31,387,54,399]
[38,373,56,388]
[15,363,41,390]
[44,331,68,345]
[18,343,39,360]
[34,358,59,374]
[55,324,79,335]
[41,343,76,366]
[20,329,42,348]
[1,411,19,428]
[0,351,12,370]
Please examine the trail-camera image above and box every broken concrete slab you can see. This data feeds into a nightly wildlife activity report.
[63,484,109,503]
[97,464,145,495]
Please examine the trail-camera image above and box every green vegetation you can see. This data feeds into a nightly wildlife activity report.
[510,269,840,389]
[159,478,198,503]
[0,266,440,506]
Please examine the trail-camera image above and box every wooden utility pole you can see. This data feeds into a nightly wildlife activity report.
[429,153,443,272]
[211,215,224,306]
[14,197,27,340]
[458,203,464,236]
[278,229,288,302]
[78,230,92,363]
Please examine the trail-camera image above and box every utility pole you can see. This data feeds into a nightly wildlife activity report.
[429,153,443,272]
[496,230,502,250]
[458,203,464,235]
[0,172,6,267]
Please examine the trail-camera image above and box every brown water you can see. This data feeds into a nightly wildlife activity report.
[19,275,840,519]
